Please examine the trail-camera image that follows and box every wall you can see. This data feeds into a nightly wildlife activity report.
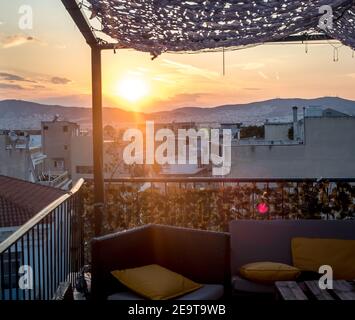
[42,122,79,173]
[264,123,291,141]
[229,117,355,178]
[70,136,127,183]
[0,136,28,180]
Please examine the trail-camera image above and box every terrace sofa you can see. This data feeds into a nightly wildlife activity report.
[90,220,355,300]
[229,219,355,296]
[91,224,230,300]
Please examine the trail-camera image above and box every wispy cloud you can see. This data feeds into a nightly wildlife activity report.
[32,84,46,89]
[243,87,262,91]
[50,77,71,85]
[231,62,265,70]
[258,71,269,80]
[161,59,219,80]
[1,34,44,48]
[0,83,26,90]
[54,44,67,49]
[0,72,36,83]
[152,76,176,85]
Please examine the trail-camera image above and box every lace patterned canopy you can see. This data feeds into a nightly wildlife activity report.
[87,0,355,57]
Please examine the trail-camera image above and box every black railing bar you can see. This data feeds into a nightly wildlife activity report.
[15,242,19,300]
[64,201,68,284]
[79,192,84,275]
[31,228,36,300]
[26,232,31,300]
[50,212,54,299]
[8,247,12,300]
[59,205,62,283]
[0,179,84,255]
[64,201,71,281]
[0,251,4,299]
[41,222,45,299]
[68,197,73,285]
[45,216,50,300]
[75,193,79,282]
[80,192,84,270]
[36,224,41,300]
[21,237,25,301]
[53,208,57,294]
[77,194,81,283]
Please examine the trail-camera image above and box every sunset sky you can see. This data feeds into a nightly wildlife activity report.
[1,0,355,113]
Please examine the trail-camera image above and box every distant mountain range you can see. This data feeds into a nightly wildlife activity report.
[1,97,354,130]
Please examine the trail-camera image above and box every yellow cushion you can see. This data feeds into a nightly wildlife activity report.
[239,262,301,284]
[292,238,355,280]
[111,264,202,300]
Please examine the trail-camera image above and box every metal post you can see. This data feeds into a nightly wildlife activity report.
[91,46,105,236]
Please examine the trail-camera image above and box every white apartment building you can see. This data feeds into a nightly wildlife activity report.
[229,108,355,178]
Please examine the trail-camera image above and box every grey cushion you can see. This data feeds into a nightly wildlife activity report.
[232,276,274,294]
[107,284,224,300]
[107,291,144,300]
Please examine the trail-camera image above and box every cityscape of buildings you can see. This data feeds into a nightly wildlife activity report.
[1,104,354,188]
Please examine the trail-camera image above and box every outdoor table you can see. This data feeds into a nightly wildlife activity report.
[275,280,355,300]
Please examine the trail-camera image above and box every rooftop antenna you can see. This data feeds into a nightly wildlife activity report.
[8,131,18,149]
[53,114,60,122]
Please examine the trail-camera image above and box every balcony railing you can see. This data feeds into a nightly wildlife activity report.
[83,178,355,238]
[0,179,84,300]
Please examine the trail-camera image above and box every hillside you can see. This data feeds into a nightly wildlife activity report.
[0,97,354,129]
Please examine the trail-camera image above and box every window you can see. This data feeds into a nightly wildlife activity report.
[0,252,21,289]
[63,126,68,132]
[76,166,94,174]
[54,159,65,170]
[43,126,48,130]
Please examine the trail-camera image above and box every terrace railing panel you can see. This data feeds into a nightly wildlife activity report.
[82,178,355,238]
[0,179,84,300]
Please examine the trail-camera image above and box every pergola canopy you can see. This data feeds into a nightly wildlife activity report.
[87,0,355,58]
[61,0,355,235]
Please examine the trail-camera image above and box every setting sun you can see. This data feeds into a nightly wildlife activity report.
[116,76,150,103]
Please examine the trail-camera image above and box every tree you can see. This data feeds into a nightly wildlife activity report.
[103,125,117,139]
[240,125,264,139]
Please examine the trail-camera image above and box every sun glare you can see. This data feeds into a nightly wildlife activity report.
[117,76,150,103]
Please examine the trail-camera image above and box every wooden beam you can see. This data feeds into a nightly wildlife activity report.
[61,0,105,235]
[272,33,333,43]
[98,34,333,50]
[61,0,99,46]
[91,46,105,236]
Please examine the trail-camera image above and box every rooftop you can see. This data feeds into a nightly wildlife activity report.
[0,175,65,228]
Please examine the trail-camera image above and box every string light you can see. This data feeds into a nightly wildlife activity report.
[327,40,343,62]
[222,47,225,76]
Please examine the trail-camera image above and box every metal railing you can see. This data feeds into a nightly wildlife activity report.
[83,177,355,236]
[0,179,84,300]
